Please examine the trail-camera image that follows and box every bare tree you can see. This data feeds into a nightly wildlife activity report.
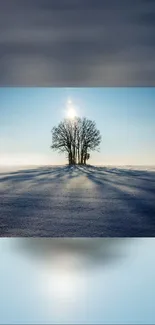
[51,117,102,165]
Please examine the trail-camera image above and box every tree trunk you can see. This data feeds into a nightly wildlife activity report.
[78,147,80,164]
[81,150,84,165]
[84,154,87,165]
[69,148,73,165]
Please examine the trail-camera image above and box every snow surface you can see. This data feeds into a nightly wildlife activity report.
[0,165,155,236]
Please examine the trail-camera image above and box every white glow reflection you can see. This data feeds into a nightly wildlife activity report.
[39,253,87,318]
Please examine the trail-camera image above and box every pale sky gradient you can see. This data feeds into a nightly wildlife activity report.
[0,87,155,166]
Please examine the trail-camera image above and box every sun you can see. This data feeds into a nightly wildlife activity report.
[67,107,76,119]
[66,99,76,119]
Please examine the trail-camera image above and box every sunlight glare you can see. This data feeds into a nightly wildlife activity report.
[66,98,76,119]
[67,107,76,119]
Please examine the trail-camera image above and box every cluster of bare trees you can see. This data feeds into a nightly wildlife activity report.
[51,117,101,165]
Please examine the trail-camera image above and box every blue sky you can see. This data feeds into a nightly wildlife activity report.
[0,87,155,165]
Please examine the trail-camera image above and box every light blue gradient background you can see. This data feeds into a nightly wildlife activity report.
[0,238,155,324]
[0,88,155,165]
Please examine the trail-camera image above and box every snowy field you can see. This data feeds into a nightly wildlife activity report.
[0,165,155,236]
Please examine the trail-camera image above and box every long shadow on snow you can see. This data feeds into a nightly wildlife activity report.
[1,165,155,236]
[0,165,73,183]
[80,166,155,196]
[85,165,155,182]
[79,166,155,236]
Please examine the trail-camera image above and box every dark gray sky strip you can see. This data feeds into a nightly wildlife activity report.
[0,0,155,85]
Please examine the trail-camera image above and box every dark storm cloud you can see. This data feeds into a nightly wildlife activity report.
[0,0,155,85]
